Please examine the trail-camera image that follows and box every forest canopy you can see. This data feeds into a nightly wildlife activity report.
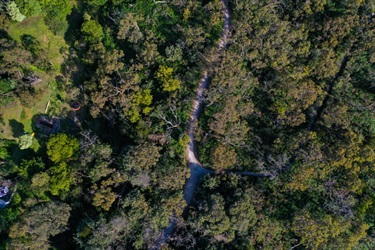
[0,0,375,249]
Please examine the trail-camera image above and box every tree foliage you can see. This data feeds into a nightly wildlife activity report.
[6,1,26,22]
[47,133,79,163]
[43,0,72,35]
[155,66,181,92]
[1,0,375,249]
[81,17,104,43]
[8,202,71,249]
[18,133,33,150]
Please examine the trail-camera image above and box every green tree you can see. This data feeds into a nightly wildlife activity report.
[79,131,116,183]
[155,66,181,92]
[14,0,42,17]
[126,89,153,123]
[292,211,348,249]
[8,202,71,249]
[0,141,10,161]
[85,0,107,6]
[77,214,128,249]
[122,142,161,172]
[46,133,79,163]
[18,133,33,150]
[212,144,237,170]
[250,217,285,249]
[0,77,17,106]
[6,1,26,22]
[91,185,117,211]
[121,142,161,188]
[228,191,257,235]
[192,194,231,239]
[165,45,183,63]
[49,162,72,196]
[31,171,51,197]
[81,18,104,43]
[17,157,44,179]
[0,37,32,79]
[117,13,144,43]
[43,0,72,35]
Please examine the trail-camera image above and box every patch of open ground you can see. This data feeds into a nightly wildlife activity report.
[1,16,71,141]
[6,15,68,70]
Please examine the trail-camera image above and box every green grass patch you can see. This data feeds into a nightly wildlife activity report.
[6,15,68,71]
[1,15,71,141]
[0,99,43,140]
[0,80,70,140]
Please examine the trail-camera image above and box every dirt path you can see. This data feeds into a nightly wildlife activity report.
[153,2,230,248]
[184,0,230,208]
[154,1,272,248]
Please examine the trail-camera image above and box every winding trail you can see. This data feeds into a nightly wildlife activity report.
[154,3,363,249]
[184,0,230,210]
[153,2,230,248]
[154,1,271,248]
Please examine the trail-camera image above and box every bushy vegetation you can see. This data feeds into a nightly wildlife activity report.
[0,0,375,249]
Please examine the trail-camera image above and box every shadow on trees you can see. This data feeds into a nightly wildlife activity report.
[60,59,85,89]
[0,114,4,126]
[0,29,11,40]
[64,8,84,46]
[11,147,35,166]
[60,7,85,88]
[20,34,40,54]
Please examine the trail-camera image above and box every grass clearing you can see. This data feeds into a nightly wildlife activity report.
[0,88,50,140]
[6,15,68,69]
[0,79,71,141]
[1,16,70,141]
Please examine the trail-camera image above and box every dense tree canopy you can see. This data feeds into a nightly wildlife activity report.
[46,133,79,163]
[0,0,375,249]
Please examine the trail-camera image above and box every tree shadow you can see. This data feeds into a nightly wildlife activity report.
[0,29,11,40]
[8,120,24,138]
[20,34,41,54]
[64,8,84,46]
[60,59,85,89]
[11,146,35,165]
[0,114,4,126]
[60,6,86,88]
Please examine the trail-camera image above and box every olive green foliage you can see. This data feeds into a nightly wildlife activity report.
[0,140,14,164]
[43,0,72,35]
[0,38,32,79]
[194,194,231,237]
[49,162,72,195]
[0,146,9,161]
[46,133,79,163]
[155,66,181,92]
[17,157,44,179]
[0,77,17,106]
[85,0,107,6]
[8,202,71,249]
[121,142,161,188]
[117,13,144,43]
[14,0,42,17]
[127,89,153,123]
[81,17,104,43]
[211,144,237,170]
